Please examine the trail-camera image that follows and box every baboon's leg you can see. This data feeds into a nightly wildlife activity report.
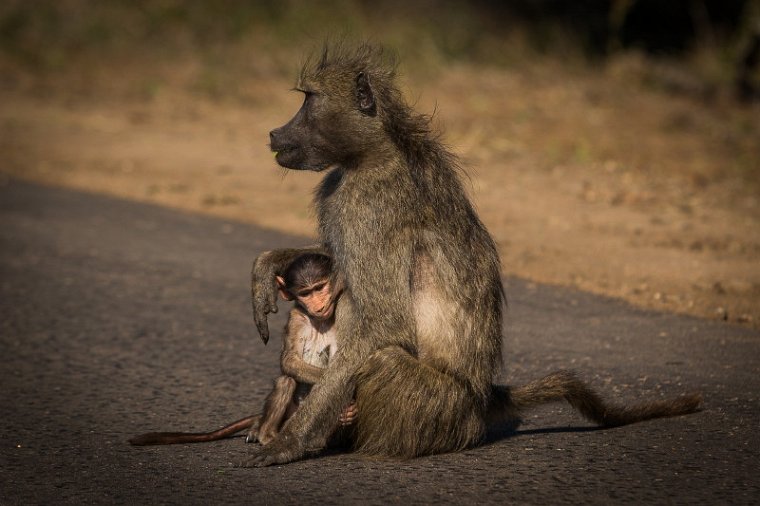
[353,346,486,458]
[249,375,297,445]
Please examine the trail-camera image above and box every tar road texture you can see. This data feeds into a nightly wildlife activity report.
[1,180,758,505]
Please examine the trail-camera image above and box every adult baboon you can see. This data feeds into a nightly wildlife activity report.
[246,43,700,467]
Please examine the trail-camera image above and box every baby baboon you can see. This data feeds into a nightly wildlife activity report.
[130,253,353,446]
[248,252,354,445]
[247,43,701,466]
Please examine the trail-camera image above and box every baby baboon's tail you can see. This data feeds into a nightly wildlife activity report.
[129,415,260,446]
[492,370,702,428]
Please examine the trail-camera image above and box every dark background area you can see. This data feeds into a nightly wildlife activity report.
[1,1,757,70]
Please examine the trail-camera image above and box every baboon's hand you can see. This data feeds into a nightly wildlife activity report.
[339,402,358,426]
[251,252,279,344]
[236,433,306,468]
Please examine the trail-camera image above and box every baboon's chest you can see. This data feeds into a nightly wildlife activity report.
[317,174,388,260]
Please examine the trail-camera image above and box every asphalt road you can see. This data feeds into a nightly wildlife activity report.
[1,179,758,505]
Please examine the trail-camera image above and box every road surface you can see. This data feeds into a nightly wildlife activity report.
[1,180,758,504]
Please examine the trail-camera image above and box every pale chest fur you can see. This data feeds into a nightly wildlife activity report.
[296,313,337,368]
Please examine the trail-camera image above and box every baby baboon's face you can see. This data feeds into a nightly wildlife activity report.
[294,279,335,321]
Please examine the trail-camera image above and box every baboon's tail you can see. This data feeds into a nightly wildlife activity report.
[491,370,702,428]
[129,415,260,446]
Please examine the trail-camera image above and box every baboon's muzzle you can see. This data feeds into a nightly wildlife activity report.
[269,128,303,170]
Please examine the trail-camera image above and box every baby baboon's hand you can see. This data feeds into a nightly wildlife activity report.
[338,402,358,426]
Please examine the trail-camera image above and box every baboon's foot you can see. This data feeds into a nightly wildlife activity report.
[236,433,305,467]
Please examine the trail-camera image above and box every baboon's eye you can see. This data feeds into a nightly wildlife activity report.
[300,90,319,112]
[292,88,316,100]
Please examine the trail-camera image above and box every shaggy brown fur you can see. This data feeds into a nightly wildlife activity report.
[246,42,700,466]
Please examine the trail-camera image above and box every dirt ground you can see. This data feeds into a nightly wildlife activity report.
[1,55,758,328]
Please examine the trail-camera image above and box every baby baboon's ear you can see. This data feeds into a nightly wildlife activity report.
[276,276,294,301]
[356,72,376,116]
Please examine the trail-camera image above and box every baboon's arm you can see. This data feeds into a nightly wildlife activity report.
[251,245,325,343]
[240,348,361,467]
[281,355,324,385]
[280,309,325,384]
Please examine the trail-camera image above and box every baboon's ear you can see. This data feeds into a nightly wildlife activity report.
[276,276,294,301]
[356,72,376,116]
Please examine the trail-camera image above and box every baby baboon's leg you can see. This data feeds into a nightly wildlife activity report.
[249,375,297,445]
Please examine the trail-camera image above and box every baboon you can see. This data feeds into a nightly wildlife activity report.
[130,253,354,446]
[246,43,701,467]
[248,252,355,444]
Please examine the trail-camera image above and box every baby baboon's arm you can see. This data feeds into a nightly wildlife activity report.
[280,309,325,384]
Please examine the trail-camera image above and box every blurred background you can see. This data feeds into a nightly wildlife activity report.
[1,0,758,326]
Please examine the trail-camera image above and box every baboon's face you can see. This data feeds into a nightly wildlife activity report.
[294,279,335,321]
[269,72,378,171]
[276,275,336,321]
